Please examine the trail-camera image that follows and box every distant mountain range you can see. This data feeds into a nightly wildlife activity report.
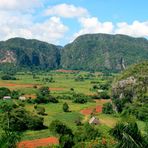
[0,34,148,71]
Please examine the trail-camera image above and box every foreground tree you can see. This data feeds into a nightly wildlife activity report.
[110,121,146,148]
[50,120,74,148]
[0,131,21,148]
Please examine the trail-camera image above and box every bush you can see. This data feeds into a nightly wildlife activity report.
[1,75,16,80]
[11,90,19,99]
[34,105,47,115]
[27,114,45,130]
[99,91,110,99]
[74,123,101,143]
[39,86,50,96]
[73,93,89,104]
[49,120,73,136]
[63,102,69,112]
[50,120,74,148]
[102,102,113,114]
[0,87,11,99]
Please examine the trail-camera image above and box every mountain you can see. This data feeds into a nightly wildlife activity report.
[0,38,60,69]
[0,34,148,71]
[61,34,148,72]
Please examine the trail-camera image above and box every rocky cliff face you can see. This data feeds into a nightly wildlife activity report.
[112,61,148,100]
[0,50,16,64]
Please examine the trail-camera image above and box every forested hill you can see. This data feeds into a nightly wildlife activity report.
[0,38,61,69]
[61,34,148,72]
[0,34,148,71]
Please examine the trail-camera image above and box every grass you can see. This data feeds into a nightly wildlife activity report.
[0,71,147,142]
[0,71,101,95]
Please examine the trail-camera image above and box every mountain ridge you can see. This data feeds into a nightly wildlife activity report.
[0,34,148,71]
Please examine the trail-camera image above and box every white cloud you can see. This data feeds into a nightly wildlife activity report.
[72,17,148,41]
[73,17,114,40]
[0,0,42,12]
[0,11,68,44]
[45,3,89,18]
[115,21,148,37]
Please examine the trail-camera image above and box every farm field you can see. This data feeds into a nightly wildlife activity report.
[0,69,147,148]
[0,70,105,95]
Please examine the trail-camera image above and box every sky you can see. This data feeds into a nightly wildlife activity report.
[0,0,148,45]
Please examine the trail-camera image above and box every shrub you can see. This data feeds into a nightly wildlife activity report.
[63,102,69,112]
[0,87,11,99]
[34,105,47,115]
[1,75,16,80]
[39,86,50,96]
[49,120,73,136]
[99,91,110,99]
[102,102,113,114]
[73,93,89,104]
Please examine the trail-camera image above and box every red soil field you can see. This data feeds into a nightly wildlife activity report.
[17,137,58,148]
[80,99,111,115]
[0,83,39,88]
[80,105,102,115]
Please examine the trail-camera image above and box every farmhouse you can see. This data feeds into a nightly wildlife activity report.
[19,96,26,101]
[89,116,100,125]
[3,96,11,100]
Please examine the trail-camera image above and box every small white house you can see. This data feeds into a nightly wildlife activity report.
[89,116,100,125]
[3,96,11,100]
[19,96,26,101]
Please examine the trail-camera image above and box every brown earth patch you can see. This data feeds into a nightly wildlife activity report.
[80,105,102,115]
[0,83,40,88]
[17,137,58,148]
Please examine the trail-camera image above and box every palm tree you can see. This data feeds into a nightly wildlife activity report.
[110,121,145,148]
[0,131,21,148]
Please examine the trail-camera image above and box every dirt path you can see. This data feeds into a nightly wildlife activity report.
[18,137,58,148]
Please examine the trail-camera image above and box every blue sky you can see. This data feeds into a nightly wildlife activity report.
[0,0,147,45]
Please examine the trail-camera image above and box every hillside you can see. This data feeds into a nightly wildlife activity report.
[112,61,148,99]
[0,38,60,69]
[0,34,148,71]
[112,61,148,120]
[61,34,148,72]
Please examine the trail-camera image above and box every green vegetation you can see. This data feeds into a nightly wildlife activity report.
[0,38,60,69]
[63,102,69,112]
[112,61,148,121]
[61,34,148,72]
[102,102,114,114]
[0,34,148,72]
[0,60,147,147]
[110,121,147,148]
